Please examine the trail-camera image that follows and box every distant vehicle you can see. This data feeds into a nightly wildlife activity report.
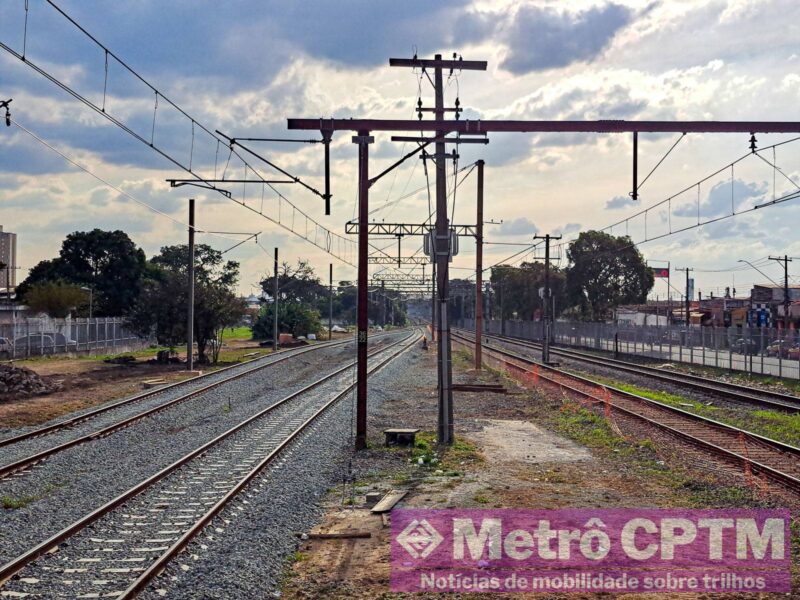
[13,332,77,355]
[0,337,13,358]
[765,340,792,358]
[787,345,800,361]
[731,338,759,355]
[14,334,55,354]
[660,330,691,343]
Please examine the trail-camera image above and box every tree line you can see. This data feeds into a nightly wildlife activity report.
[18,229,409,363]
[450,230,655,323]
[19,229,245,364]
[251,259,408,339]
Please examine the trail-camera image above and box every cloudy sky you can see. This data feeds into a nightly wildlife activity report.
[1,0,799,300]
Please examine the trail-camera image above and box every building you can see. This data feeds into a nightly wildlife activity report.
[750,284,800,328]
[699,296,749,327]
[0,226,17,289]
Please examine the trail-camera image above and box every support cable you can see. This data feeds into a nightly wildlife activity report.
[635,132,686,195]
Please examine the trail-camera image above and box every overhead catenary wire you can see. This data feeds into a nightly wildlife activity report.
[548,135,800,260]
[9,118,243,244]
[1,0,354,265]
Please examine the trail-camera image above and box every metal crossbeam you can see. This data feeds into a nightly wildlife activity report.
[388,58,487,71]
[346,221,477,236]
[372,273,430,283]
[289,118,800,134]
[368,256,429,265]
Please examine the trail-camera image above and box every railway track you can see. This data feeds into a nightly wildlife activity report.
[452,331,800,495]
[0,334,391,480]
[456,329,800,413]
[0,330,421,598]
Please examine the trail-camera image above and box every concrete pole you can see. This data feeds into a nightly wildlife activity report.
[328,263,333,340]
[273,248,279,351]
[543,234,550,363]
[475,159,484,370]
[187,198,195,371]
[381,280,386,327]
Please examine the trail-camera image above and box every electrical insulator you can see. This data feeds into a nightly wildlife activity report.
[749,133,757,153]
[1,99,10,127]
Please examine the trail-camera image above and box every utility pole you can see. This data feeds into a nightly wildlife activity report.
[432,55,453,446]
[534,233,562,363]
[187,198,195,371]
[273,248,279,352]
[769,255,793,327]
[475,159,484,370]
[676,267,693,327]
[499,278,505,335]
[381,280,386,327]
[329,263,334,340]
[353,130,373,450]
[386,55,485,446]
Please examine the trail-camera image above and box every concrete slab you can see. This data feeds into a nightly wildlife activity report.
[470,419,592,464]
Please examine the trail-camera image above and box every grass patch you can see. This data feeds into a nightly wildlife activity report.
[557,405,630,453]
[583,374,800,447]
[554,405,778,509]
[287,551,308,564]
[410,431,483,472]
[473,493,491,504]
[1,495,37,510]
[221,326,253,340]
[452,349,473,371]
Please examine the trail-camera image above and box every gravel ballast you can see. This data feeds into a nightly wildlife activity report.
[0,333,406,567]
[134,332,425,599]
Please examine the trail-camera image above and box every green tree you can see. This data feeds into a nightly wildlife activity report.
[487,262,567,321]
[18,230,147,316]
[252,303,322,339]
[260,260,328,313]
[565,231,654,320]
[24,282,87,318]
[128,244,245,364]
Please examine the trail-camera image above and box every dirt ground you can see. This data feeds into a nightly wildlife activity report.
[0,338,268,429]
[282,343,798,599]
[0,329,358,429]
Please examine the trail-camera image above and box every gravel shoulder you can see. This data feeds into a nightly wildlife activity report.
[279,341,798,599]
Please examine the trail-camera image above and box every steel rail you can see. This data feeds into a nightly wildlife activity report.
[462,330,800,413]
[0,337,358,451]
[452,332,800,494]
[0,334,396,479]
[0,331,419,588]
[119,331,420,599]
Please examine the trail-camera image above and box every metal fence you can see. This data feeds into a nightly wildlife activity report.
[456,318,800,380]
[0,317,147,359]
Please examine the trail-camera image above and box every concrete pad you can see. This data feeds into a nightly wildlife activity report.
[470,419,592,464]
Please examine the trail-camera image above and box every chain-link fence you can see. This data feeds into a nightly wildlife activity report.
[0,317,147,359]
[456,318,800,380]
